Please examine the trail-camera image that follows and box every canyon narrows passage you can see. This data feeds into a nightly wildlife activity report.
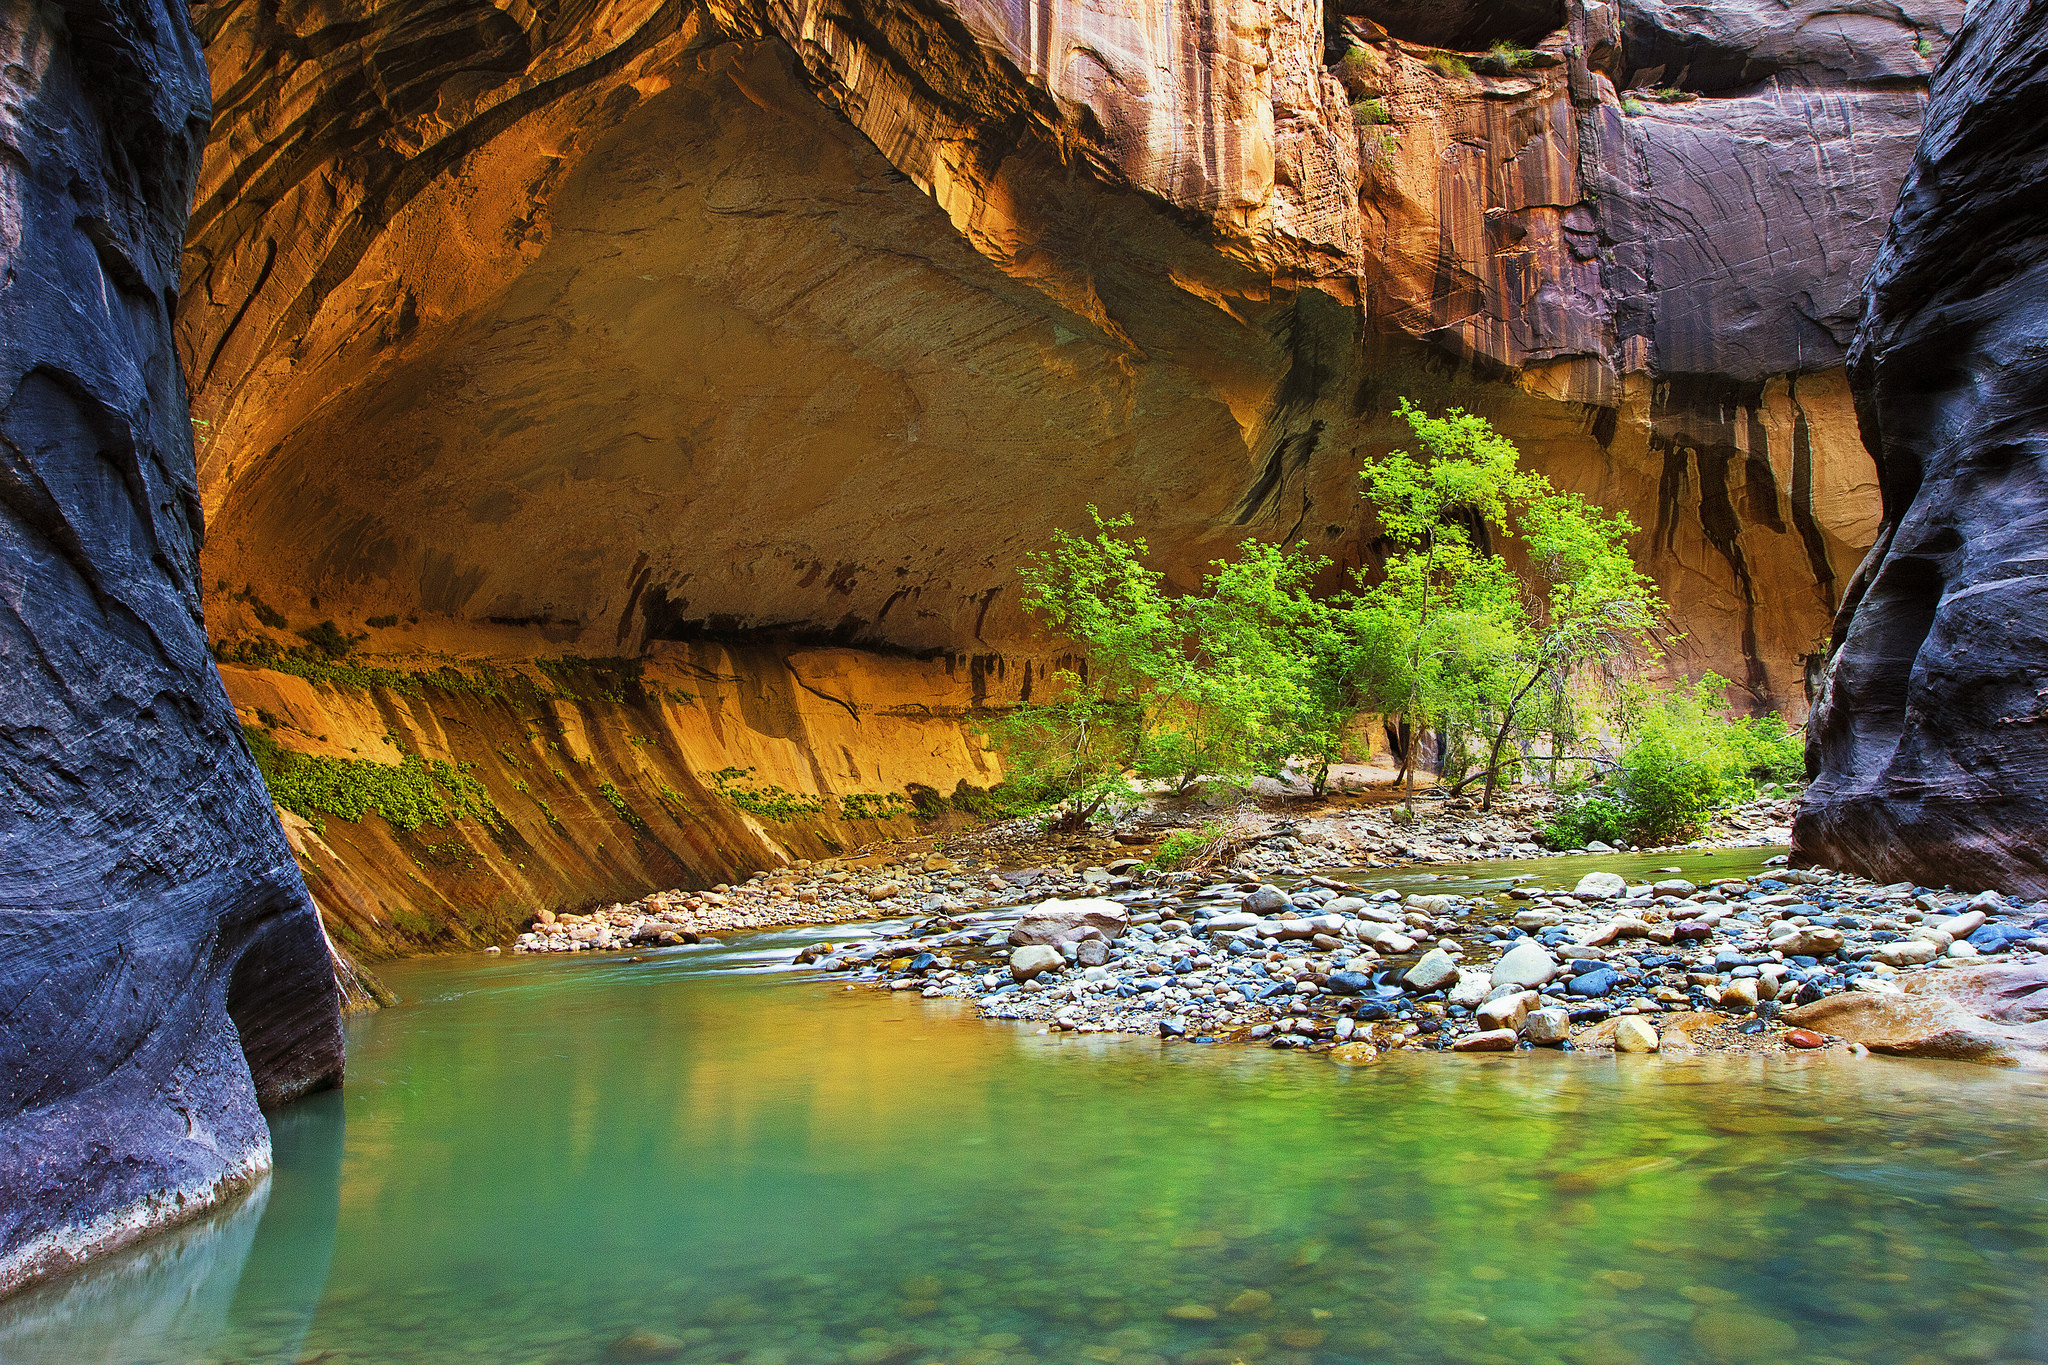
[4,0,2047,1323]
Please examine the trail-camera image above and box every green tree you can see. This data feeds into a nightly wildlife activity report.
[997,510,1350,820]
[1355,401,1663,811]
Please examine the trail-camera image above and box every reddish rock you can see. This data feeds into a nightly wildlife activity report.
[1784,965,2048,1067]
[1784,1029,1829,1049]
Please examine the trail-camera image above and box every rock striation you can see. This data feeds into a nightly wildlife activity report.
[0,0,342,1297]
[179,0,1946,718]
[1797,0,2048,896]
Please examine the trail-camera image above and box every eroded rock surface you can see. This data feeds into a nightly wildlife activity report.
[1787,966,2048,1067]
[0,0,342,1297]
[180,0,1944,718]
[1797,0,2048,896]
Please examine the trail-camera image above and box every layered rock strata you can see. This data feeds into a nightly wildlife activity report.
[1797,0,2048,895]
[0,0,342,1298]
[181,0,1942,709]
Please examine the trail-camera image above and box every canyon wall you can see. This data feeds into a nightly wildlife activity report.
[1797,0,2048,896]
[171,0,1950,931]
[0,0,341,1297]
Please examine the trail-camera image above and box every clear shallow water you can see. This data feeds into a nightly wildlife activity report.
[8,854,2048,1365]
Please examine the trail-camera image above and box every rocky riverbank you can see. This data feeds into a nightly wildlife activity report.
[508,789,2048,1064]
[799,862,2048,1063]
[510,793,1797,953]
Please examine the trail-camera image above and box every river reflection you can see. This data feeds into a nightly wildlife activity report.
[0,1087,341,1363]
[6,872,2048,1365]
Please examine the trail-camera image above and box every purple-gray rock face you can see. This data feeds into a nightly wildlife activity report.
[1797,0,2048,895]
[0,0,343,1297]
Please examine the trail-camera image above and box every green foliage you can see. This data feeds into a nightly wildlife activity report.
[1479,40,1537,73]
[244,725,503,832]
[296,620,356,659]
[1621,94,1649,115]
[1350,97,1392,126]
[1151,822,1229,870]
[1352,400,1662,809]
[995,511,1358,820]
[1652,86,1697,103]
[213,636,509,698]
[841,791,912,821]
[366,614,400,629]
[1538,675,1802,847]
[708,767,830,822]
[234,585,288,629]
[1427,52,1474,80]
[597,780,646,831]
[1915,34,1932,57]
[389,908,439,939]
[1336,44,1384,97]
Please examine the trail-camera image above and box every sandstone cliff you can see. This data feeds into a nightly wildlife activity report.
[164,0,1950,930]
[1797,0,2048,896]
[0,0,341,1297]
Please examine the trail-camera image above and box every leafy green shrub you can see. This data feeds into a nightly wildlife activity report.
[1652,87,1697,103]
[1479,40,1536,73]
[1152,822,1228,870]
[1536,675,1802,846]
[840,791,912,821]
[1336,44,1384,96]
[1351,97,1392,126]
[1537,791,1631,848]
[1427,52,1473,80]
[1621,94,1648,116]
[905,783,948,819]
[597,780,645,831]
[296,620,355,659]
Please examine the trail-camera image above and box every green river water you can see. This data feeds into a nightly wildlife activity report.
[5,847,2048,1365]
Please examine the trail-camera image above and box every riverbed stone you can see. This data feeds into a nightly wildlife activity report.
[1404,949,1460,992]
[1008,899,1130,945]
[1009,945,1065,980]
[1475,991,1535,1032]
[1721,978,1762,1010]
[1242,886,1289,914]
[1575,872,1628,899]
[1568,967,1620,998]
[1452,1029,1518,1051]
[1785,963,2048,1065]
[609,1331,686,1362]
[1491,939,1559,990]
[1522,1007,1571,1044]
[1324,970,1376,996]
[1449,970,1492,1007]
[1769,926,1845,956]
[1614,1018,1660,1053]
[1873,938,1941,967]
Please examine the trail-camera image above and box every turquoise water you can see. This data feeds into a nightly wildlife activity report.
[6,862,2048,1365]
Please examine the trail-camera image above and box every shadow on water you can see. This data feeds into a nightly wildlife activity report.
[0,1087,343,1363]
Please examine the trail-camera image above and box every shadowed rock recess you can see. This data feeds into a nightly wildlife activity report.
[174,0,1953,934]
[1798,0,2048,896]
[0,0,342,1297]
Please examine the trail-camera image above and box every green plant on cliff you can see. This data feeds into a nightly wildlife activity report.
[708,767,829,822]
[1479,40,1537,73]
[244,725,503,833]
[1427,52,1474,80]
[1350,97,1392,126]
[596,780,646,831]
